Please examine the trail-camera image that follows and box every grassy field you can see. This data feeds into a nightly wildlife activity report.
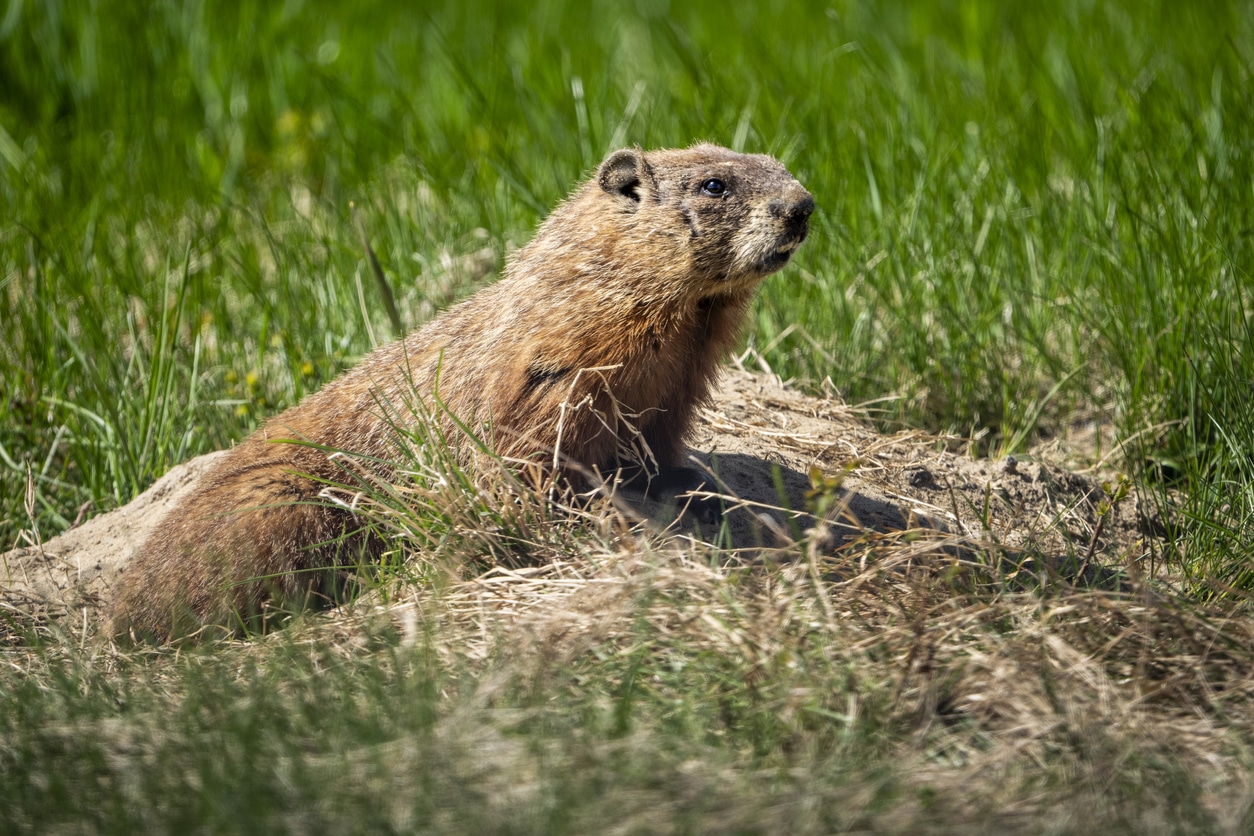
[4,0,1254,831]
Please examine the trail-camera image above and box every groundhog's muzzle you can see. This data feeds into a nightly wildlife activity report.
[758,188,815,272]
[773,191,814,247]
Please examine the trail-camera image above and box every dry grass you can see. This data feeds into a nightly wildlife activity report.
[285,463,1254,830]
[3,483,1253,832]
[5,382,1253,831]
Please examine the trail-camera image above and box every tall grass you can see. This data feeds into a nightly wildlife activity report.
[4,0,1251,585]
[4,1,1254,828]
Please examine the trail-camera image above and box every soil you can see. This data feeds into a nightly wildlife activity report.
[0,370,1156,641]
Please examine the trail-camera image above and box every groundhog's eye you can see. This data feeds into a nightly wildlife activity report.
[700,178,727,197]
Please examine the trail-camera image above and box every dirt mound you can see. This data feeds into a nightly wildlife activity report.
[1,371,1154,640]
[688,370,1149,562]
[2,451,227,640]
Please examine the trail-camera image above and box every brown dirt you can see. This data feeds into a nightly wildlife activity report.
[2,451,228,641]
[0,370,1156,641]
[681,370,1150,562]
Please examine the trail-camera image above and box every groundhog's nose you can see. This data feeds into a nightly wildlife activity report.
[769,191,815,239]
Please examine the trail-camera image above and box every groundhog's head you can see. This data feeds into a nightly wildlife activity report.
[595,143,814,294]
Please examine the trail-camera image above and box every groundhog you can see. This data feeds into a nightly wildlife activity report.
[110,143,814,641]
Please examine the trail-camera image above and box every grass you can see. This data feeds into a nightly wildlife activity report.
[7,529,1254,833]
[3,0,1254,830]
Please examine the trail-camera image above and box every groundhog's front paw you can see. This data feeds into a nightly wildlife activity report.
[645,465,723,524]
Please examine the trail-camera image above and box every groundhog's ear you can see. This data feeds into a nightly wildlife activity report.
[597,148,650,206]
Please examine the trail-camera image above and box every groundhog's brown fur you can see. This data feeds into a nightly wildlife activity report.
[110,143,813,641]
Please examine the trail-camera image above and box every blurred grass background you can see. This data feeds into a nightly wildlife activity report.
[4,1,1254,831]
[3,1,1253,576]
[1,0,1249,563]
